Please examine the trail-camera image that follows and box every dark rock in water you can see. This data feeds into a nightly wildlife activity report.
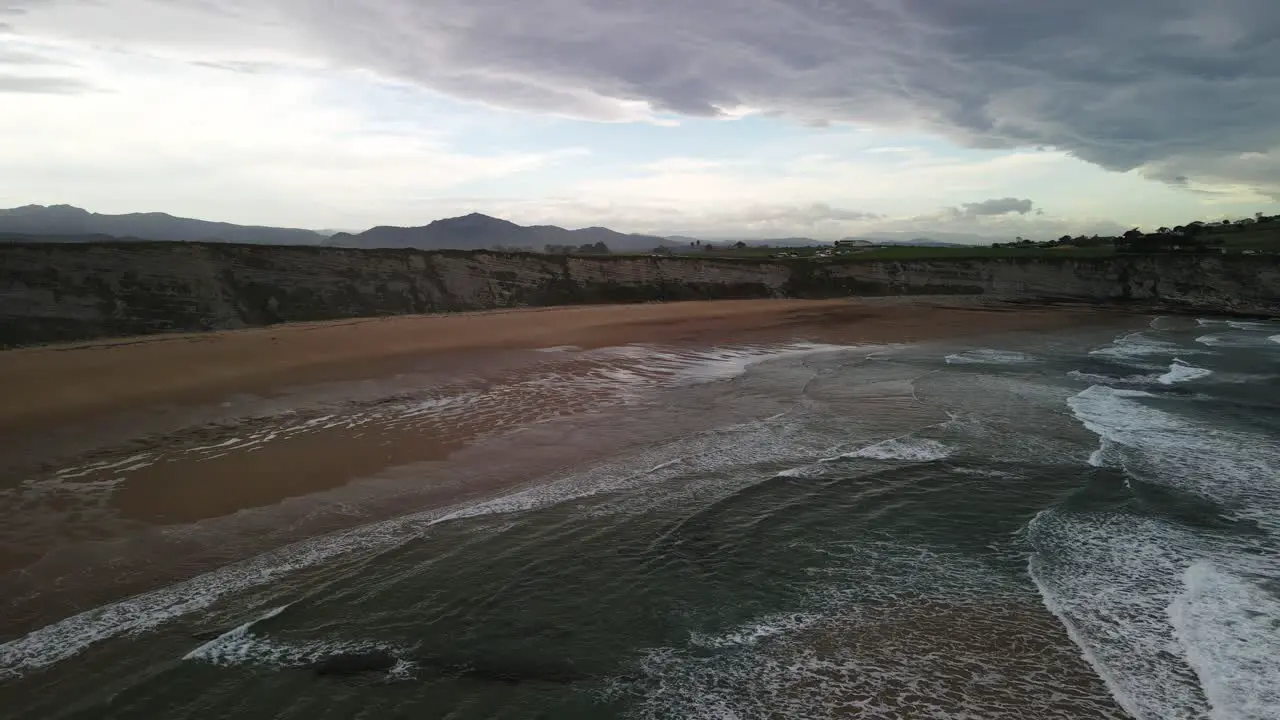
[304,650,399,676]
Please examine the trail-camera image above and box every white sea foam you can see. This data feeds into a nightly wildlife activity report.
[1157,360,1214,385]
[944,349,1035,365]
[1090,332,1184,361]
[1170,562,1280,720]
[1270,335,1279,345]
[1226,320,1276,332]
[839,437,952,462]
[1028,509,1209,720]
[1069,361,1213,387]
[776,464,823,479]
[187,625,400,672]
[660,342,854,386]
[1067,385,1280,529]
[1087,438,1117,468]
[631,539,1116,720]
[0,399,828,677]
[1067,369,1154,386]
[687,613,820,650]
[183,604,291,662]
[53,454,155,480]
[1197,333,1279,349]
[1050,383,1280,719]
[0,510,440,678]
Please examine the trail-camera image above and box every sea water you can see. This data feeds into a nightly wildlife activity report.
[1,317,1277,719]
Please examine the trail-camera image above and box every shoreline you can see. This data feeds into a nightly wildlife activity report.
[0,297,1130,433]
[0,297,1142,639]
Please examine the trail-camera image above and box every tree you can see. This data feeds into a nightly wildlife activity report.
[733,241,747,249]
[1058,235,1072,244]
[1157,227,1171,235]
[1123,228,1144,239]
[575,241,610,255]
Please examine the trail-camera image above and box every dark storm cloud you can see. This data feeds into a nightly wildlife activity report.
[260,0,1280,177]
[960,198,1035,217]
[7,0,1280,189]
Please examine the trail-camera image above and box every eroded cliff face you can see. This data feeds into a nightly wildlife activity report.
[1,242,1276,346]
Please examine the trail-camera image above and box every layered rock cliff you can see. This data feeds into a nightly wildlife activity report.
[1,242,1276,346]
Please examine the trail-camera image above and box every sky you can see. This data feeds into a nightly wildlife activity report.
[2,0,1279,241]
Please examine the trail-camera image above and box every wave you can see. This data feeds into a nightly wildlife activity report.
[944,349,1035,365]
[1051,383,1280,718]
[687,613,820,650]
[1067,386,1280,529]
[0,411,828,677]
[1028,509,1210,720]
[1157,360,1213,385]
[776,464,824,479]
[186,618,403,674]
[829,437,952,463]
[1070,359,1213,388]
[1226,320,1277,332]
[629,538,1115,720]
[183,604,291,663]
[1194,318,1276,332]
[1197,333,1279,349]
[1270,335,1279,345]
[1089,332,1184,361]
[1169,561,1280,720]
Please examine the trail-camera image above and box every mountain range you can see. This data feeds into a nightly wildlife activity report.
[324,213,676,253]
[0,205,326,245]
[0,204,987,250]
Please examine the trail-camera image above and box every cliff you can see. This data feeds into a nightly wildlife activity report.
[1,242,1276,346]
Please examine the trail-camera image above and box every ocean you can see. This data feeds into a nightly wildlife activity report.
[1,316,1277,719]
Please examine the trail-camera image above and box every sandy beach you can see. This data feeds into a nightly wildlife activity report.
[0,298,1113,431]
[0,297,1134,637]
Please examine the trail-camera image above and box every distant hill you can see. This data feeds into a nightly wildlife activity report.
[0,205,326,245]
[666,235,824,247]
[845,231,993,247]
[878,238,969,248]
[0,231,151,244]
[836,237,874,247]
[326,213,677,253]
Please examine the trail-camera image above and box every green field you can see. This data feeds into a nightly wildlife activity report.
[654,222,1280,262]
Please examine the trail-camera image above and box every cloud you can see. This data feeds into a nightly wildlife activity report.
[3,0,1277,233]
[0,73,90,93]
[8,0,1275,191]
[0,49,588,228]
[959,197,1035,217]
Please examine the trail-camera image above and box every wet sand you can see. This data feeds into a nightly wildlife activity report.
[0,297,1135,636]
[0,298,1110,432]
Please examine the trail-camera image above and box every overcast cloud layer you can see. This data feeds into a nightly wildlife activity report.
[3,0,1279,236]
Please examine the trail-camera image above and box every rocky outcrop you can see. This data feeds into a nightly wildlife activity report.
[1,242,1276,346]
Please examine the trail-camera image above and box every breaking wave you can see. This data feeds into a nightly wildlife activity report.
[944,349,1035,365]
